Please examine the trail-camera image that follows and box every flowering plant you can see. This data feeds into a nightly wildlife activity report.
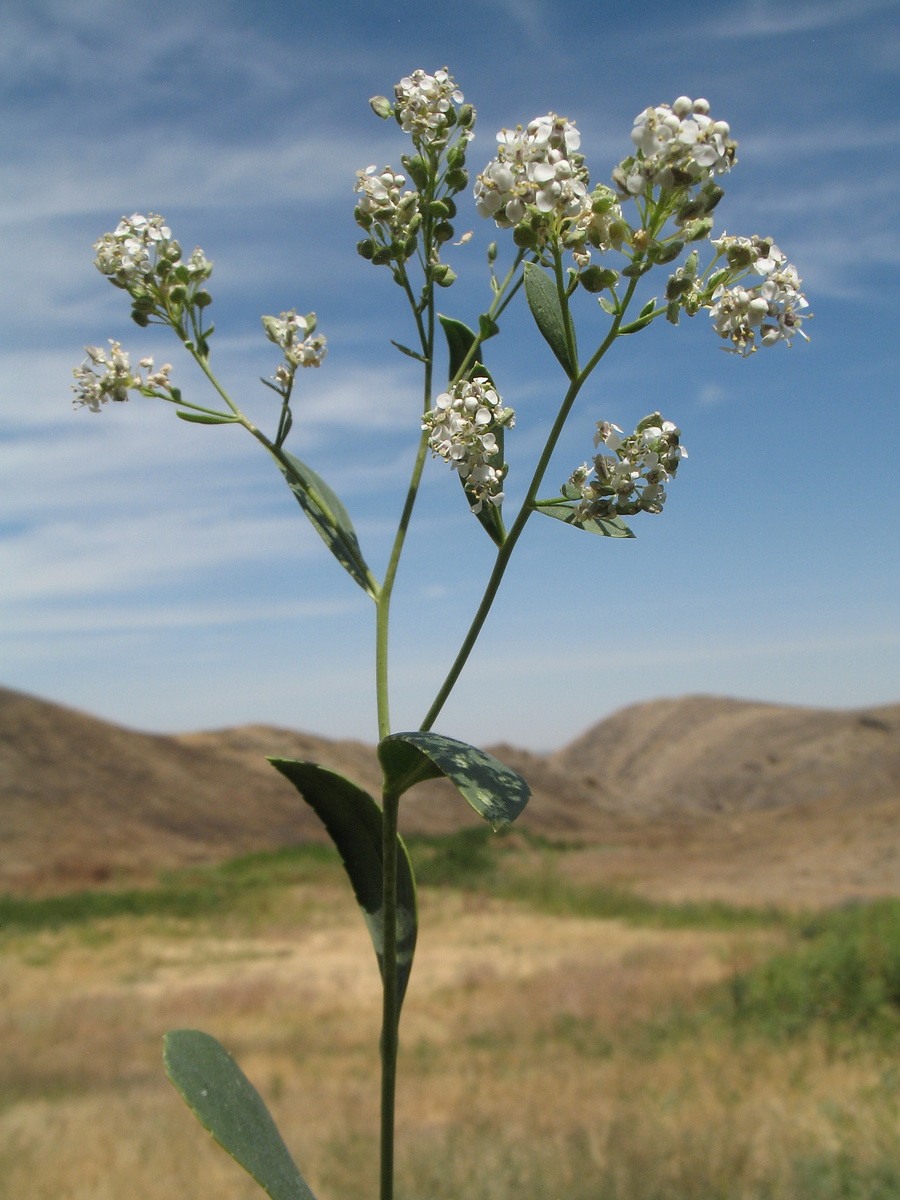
[74,68,809,1200]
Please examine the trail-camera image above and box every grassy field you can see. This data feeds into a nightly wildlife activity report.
[3,830,900,1199]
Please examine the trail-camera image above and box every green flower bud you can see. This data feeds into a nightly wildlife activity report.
[579,266,619,293]
[369,95,392,119]
[434,221,454,245]
[404,155,430,191]
[487,242,498,263]
[648,240,684,265]
[457,104,475,128]
[445,168,468,193]
[431,263,456,287]
[194,290,213,308]
[700,183,725,212]
[130,308,150,327]
[512,222,541,251]
[356,239,376,261]
[371,246,393,266]
[682,217,714,242]
[169,284,188,303]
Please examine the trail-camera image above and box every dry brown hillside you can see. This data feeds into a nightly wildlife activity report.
[2,685,899,905]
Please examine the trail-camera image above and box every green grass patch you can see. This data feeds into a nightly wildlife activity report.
[725,899,900,1036]
[404,825,785,930]
[0,843,343,934]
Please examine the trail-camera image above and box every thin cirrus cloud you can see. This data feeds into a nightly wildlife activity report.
[707,0,893,35]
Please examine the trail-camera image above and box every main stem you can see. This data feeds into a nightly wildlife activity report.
[379,788,401,1200]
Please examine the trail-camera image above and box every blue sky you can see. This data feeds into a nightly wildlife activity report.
[1,0,898,751]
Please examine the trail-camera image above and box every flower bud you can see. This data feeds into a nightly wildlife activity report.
[580,266,619,293]
[194,290,213,308]
[457,103,475,128]
[648,239,684,265]
[404,155,430,191]
[431,263,457,287]
[681,217,714,242]
[356,239,376,260]
[369,95,392,119]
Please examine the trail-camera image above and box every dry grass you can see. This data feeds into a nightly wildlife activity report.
[2,878,900,1199]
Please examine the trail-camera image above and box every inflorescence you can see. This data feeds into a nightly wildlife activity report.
[423,377,515,514]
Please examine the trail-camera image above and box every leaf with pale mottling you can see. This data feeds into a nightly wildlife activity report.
[378,731,530,831]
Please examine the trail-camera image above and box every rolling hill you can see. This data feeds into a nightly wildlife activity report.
[2,684,898,905]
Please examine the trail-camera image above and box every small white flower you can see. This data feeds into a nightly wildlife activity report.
[423,377,515,513]
[616,97,736,199]
[474,113,591,235]
[709,257,810,355]
[569,413,686,518]
[262,310,327,374]
[72,340,140,410]
[393,68,469,145]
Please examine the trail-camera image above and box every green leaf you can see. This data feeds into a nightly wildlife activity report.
[391,340,428,363]
[268,760,418,1010]
[175,410,239,425]
[279,452,377,599]
[533,498,635,538]
[438,314,478,382]
[478,313,500,341]
[378,732,530,832]
[164,1029,317,1200]
[523,261,577,378]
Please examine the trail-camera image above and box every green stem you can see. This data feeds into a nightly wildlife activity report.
[419,265,642,732]
[379,787,401,1200]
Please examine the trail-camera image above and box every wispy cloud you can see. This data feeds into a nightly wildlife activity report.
[707,0,894,37]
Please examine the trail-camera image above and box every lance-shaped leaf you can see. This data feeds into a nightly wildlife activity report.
[438,313,497,384]
[278,451,377,599]
[524,262,577,378]
[268,759,418,1010]
[175,410,241,425]
[533,495,635,538]
[164,1028,317,1200]
[378,732,530,832]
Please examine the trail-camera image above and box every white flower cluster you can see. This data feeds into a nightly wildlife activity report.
[262,310,327,372]
[93,213,212,294]
[613,97,735,198]
[475,114,590,228]
[355,166,420,234]
[393,68,467,144]
[569,415,686,518]
[423,377,515,513]
[72,341,171,411]
[709,235,809,355]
